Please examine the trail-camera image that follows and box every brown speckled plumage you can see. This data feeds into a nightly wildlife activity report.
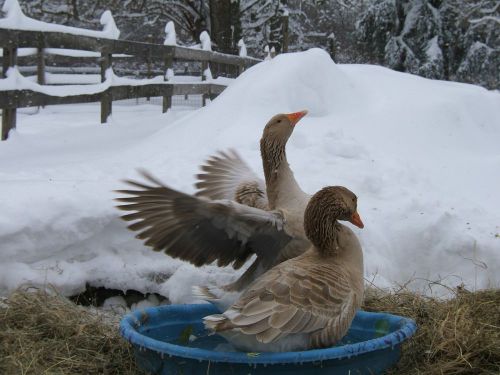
[115,111,312,295]
[115,170,291,271]
[195,149,269,210]
[304,186,358,255]
[204,186,364,352]
[259,114,297,209]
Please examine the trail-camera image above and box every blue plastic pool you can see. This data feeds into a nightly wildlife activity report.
[120,303,416,374]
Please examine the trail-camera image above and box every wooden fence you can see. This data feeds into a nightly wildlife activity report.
[0,29,261,140]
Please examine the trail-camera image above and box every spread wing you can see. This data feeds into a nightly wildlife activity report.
[115,170,291,269]
[195,149,268,210]
[217,258,358,346]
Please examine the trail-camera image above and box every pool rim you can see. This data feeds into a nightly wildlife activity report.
[119,303,417,365]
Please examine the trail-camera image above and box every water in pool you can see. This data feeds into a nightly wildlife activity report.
[139,320,381,352]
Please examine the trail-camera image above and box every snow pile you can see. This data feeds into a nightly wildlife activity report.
[0,48,499,300]
[0,0,120,39]
[264,45,272,60]
[99,10,120,39]
[199,31,212,51]
[238,39,247,57]
[164,21,177,46]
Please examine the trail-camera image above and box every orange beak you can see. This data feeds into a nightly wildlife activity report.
[349,211,364,229]
[285,110,308,126]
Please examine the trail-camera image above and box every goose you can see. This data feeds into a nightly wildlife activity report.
[203,185,364,352]
[115,111,314,304]
[195,110,309,214]
[194,110,313,291]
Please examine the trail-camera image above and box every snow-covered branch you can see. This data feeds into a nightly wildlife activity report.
[469,15,500,25]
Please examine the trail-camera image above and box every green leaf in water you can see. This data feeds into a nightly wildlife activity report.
[247,352,261,357]
[375,319,391,337]
[178,325,193,345]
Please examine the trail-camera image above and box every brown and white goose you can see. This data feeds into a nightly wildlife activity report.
[203,186,364,352]
[115,111,312,298]
[195,110,309,215]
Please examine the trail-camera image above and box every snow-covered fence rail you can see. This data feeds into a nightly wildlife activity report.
[0,30,260,68]
[0,83,226,111]
[0,28,261,140]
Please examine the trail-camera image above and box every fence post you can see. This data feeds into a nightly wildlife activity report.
[36,47,46,85]
[184,63,189,100]
[214,61,220,79]
[237,39,246,78]
[100,50,112,123]
[146,34,153,101]
[1,47,18,141]
[162,52,173,113]
[36,47,46,110]
[201,61,208,106]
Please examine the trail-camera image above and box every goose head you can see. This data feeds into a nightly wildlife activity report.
[304,186,364,252]
[261,110,308,146]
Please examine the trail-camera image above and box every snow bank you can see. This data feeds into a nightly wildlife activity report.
[0,48,499,299]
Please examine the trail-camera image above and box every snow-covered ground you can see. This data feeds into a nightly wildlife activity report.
[0,49,499,301]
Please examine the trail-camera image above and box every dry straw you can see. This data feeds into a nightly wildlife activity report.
[363,286,500,374]
[1,285,498,374]
[0,286,137,374]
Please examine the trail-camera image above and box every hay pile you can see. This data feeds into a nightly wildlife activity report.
[364,287,500,374]
[0,288,137,374]
[0,286,498,374]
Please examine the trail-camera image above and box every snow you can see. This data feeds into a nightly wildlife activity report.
[425,36,441,60]
[0,48,131,58]
[102,296,128,314]
[45,48,100,57]
[132,294,166,311]
[469,16,500,25]
[0,67,221,95]
[0,48,499,300]
[29,73,101,85]
[19,71,225,86]
[203,68,213,81]
[200,31,212,51]
[99,10,120,39]
[237,39,247,57]
[0,66,109,94]
[165,68,174,81]
[264,45,271,60]
[0,47,36,57]
[0,0,120,39]
[164,21,177,46]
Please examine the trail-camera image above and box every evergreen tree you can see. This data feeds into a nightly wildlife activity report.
[356,0,499,89]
